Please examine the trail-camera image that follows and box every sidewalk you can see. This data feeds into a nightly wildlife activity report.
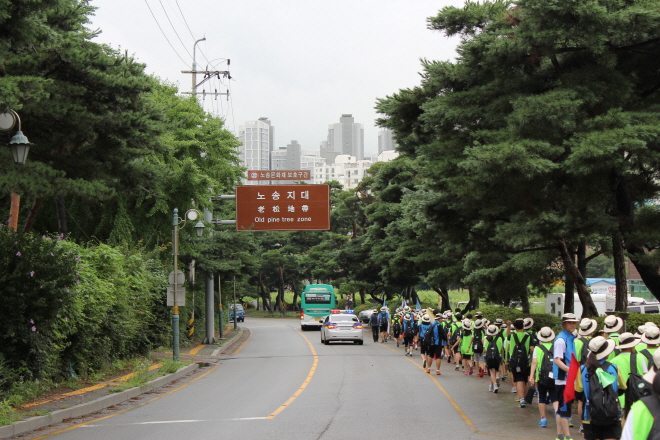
[0,326,250,439]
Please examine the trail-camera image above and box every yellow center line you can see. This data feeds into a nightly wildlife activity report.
[21,363,164,409]
[266,328,317,419]
[380,344,545,440]
[32,364,219,440]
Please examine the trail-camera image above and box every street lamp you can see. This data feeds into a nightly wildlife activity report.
[0,110,32,165]
[171,207,206,361]
[1,110,33,232]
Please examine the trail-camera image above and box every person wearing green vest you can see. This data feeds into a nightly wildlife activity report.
[449,314,463,370]
[457,318,474,375]
[635,324,649,353]
[574,318,598,436]
[485,324,503,393]
[640,326,660,369]
[603,315,624,362]
[612,332,649,412]
[621,349,660,440]
[528,326,557,427]
[508,318,531,406]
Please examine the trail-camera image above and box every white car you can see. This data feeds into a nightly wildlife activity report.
[320,312,364,345]
[358,309,376,323]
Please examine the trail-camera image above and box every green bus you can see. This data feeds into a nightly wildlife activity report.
[300,284,336,330]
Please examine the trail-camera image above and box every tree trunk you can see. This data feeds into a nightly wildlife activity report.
[433,285,451,312]
[612,230,628,312]
[461,288,479,314]
[610,169,660,301]
[56,195,68,237]
[258,272,273,313]
[558,239,598,317]
[277,266,285,314]
[577,242,587,278]
[520,291,530,314]
[358,287,365,305]
[22,197,44,233]
[564,273,575,314]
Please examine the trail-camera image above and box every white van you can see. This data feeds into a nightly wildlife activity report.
[628,303,660,314]
[545,293,615,317]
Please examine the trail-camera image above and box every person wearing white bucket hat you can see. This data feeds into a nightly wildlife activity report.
[529,327,557,428]
[602,315,624,346]
[458,318,475,375]
[612,332,649,413]
[574,336,627,440]
[484,325,503,393]
[574,318,598,434]
[639,326,660,368]
[553,313,580,440]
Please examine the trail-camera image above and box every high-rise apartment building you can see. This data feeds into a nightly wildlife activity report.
[378,128,397,155]
[271,140,302,171]
[238,117,274,184]
[320,114,364,163]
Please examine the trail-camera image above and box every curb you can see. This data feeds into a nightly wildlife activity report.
[0,363,198,439]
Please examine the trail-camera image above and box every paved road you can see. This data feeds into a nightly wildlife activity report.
[30,318,560,440]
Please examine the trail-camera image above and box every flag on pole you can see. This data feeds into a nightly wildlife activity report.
[415,298,421,310]
[563,353,579,403]
[382,297,387,308]
[402,299,407,309]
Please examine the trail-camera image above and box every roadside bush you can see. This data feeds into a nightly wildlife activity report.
[0,227,79,385]
[0,228,170,397]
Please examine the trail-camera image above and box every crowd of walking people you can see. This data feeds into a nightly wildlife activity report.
[369,306,660,440]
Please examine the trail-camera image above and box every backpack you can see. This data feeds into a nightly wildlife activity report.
[423,322,436,346]
[449,323,460,345]
[379,312,388,325]
[588,362,622,426]
[392,321,402,334]
[508,333,530,373]
[625,353,653,411]
[485,338,501,366]
[369,314,379,326]
[528,330,539,347]
[639,395,660,440]
[404,321,415,339]
[472,328,484,354]
[537,344,555,388]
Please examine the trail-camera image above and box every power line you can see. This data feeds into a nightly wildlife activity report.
[159,0,193,61]
[144,0,189,67]
[175,0,212,66]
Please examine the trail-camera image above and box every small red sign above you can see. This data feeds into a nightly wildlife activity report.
[247,170,311,181]
[235,185,330,231]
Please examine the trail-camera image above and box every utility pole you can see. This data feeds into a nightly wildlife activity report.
[181,38,231,101]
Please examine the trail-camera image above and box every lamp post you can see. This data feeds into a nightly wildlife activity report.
[0,110,33,232]
[172,208,205,361]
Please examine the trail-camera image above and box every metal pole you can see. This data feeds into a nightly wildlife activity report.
[192,37,206,98]
[233,276,237,330]
[172,209,179,361]
[218,274,225,339]
[203,272,216,344]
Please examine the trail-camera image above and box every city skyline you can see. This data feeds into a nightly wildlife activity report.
[88,0,464,155]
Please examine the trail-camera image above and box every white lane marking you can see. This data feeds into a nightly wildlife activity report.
[229,417,267,420]
[211,348,221,356]
[140,420,202,424]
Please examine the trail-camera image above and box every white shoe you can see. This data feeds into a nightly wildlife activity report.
[511,387,517,393]
[493,385,499,393]
[489,384,494,392]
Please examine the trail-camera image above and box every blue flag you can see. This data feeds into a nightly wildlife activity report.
[402,299,407,308]
[415,299,421,310]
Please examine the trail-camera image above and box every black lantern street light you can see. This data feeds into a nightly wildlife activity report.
[0,110,32,165]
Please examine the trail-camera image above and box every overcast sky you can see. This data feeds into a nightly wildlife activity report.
[88,0,464,154]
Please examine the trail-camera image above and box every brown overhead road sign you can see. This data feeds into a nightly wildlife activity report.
[235,185,330,231]
[247,170,311,181]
